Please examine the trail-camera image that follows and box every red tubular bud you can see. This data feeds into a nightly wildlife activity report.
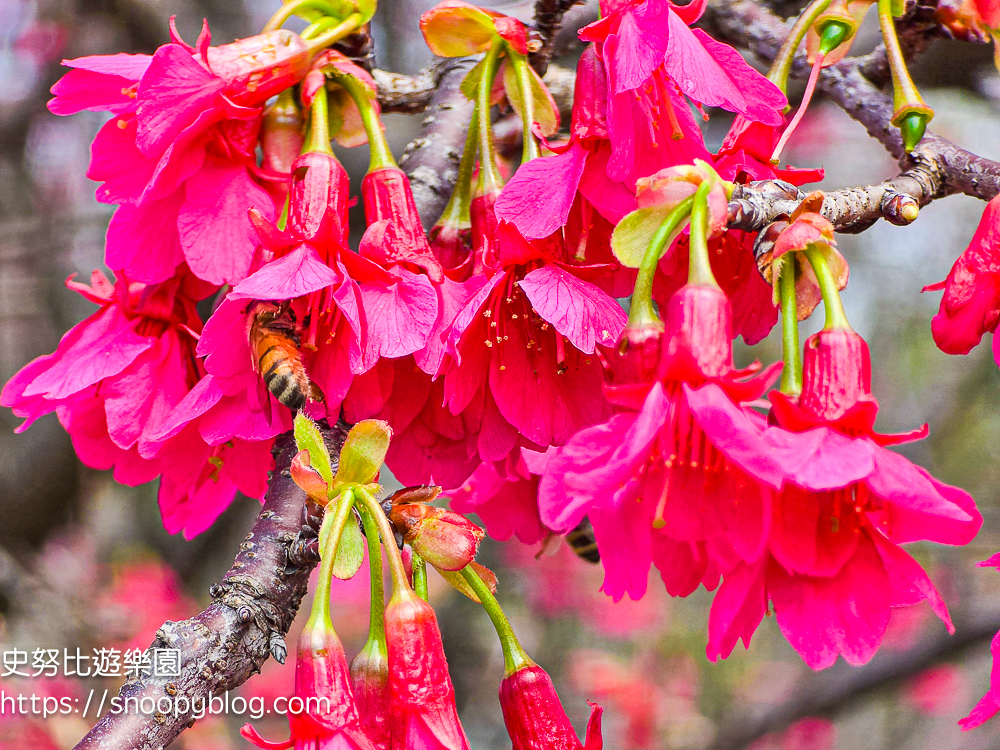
[261,94,304,177]
[207,30,313,107]
[657,285,735,383]
[361,166,444,281]
[500,665,604,750]
[289,151,351,249]
[389,505,485,572]
[385,592,471,750]
[350,642,391,750]
[799,329,872,422]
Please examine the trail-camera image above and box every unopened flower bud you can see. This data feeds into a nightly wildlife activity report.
[350,639,391,750]
[261,92,304,178]
[389,503,484,571]
[289,151,351,249]
[500,665,604,750]
[385,591,471,749]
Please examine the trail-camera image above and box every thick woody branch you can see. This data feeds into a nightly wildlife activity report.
[375,62,449,114]
[708,606,1000,750]
[529,0,586,73]
[398,56,478,228]
[72,424,349,750]
[704,0,1000,217]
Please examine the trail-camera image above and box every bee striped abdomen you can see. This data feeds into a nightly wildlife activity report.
[565,517,600,563]
[257,337,309,410]
[248,302,314,412]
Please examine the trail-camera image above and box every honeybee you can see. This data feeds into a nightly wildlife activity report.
[564,517,600,563]
[248,301,322,411]
[537,516,601,564]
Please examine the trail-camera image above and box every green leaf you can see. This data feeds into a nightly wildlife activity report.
[294,413,334,486]
[502,56,560,137]
[420,3,498,57]
[331,419,393,492]
[356,0,377,25]
[332,510,366,579]
[612,206,682,268]
[460,57,486,101]
[438,561,497,603]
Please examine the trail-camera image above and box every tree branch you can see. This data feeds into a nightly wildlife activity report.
[72,423,349,750]
[708,606,1000,750]
[704,0,1000,220]
[529,0,586,73]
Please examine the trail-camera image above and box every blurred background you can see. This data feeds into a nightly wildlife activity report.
[2,0,1000,748]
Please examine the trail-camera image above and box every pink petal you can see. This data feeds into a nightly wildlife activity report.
[140,374,224,452]
[178,162,274,285]
[105,194,185,284]
[866,444,981,545]
[359,268,438,360]
[229,245,339,301]
[415,274,488,376]
[607,0,672,93]
[706,558,767,661]
[768,536,890,670]
[23,306,151,400]
[538,383,668,532]
[135,44,223,155]
[519,263,625,354]
[760,424,876,490]
[49,54,151,115]
[577,143,637,225]
[448,457,547,544]
[494,144,587,239]
[960,630,1000,730]
[664,20,786,124]
[651,535,712,597]
[591,478,654,601]
[87,116,156,205]
[870,531,953,633]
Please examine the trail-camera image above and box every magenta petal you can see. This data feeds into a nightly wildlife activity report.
[178,163,274,285]
[230,245,338,301]
[870,531,953,633]
[359,268,438,360]
[538,383,668,532]
[577,143,637,225]
[651,535,710,597]
[609,0,671,93]
[49,54,151,115]
[591,479,654,602]
[415,275,487,376]
[865,444,981,545]
[663,19,785,124]
[960,630,1000,730]
[769,536,890,670]
[135,44,223,155]
[141,374,224,452]
[682,382,783,488]
[760,425,876,490]
[706,559,767,661]
[519,263,625,354]
[24,306,151,400]
[494,144,587,238]
[87,117,156,205]
[105,195,185,284]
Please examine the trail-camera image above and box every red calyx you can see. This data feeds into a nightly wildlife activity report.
[289,152,351,250]
[657,284,735,384]
[500,665,604,750]
[207,30,313,107]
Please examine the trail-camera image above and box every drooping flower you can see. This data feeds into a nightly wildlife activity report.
[924,194,1000,359]
[580,0,786,184]
[0,269,206,486]
[385,590,471,749]
[242,611,376,750]
[499,665,604,750]
[440,221,626,457]
[707,329,982,669]
[539,283,784,601]
[47,21,317,286]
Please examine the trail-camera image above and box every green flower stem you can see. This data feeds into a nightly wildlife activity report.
[301,16,340,40]
[435,107,479,228]
[507,50,540,163]
[412,554,428,601]
[305,85,334,156]
[767,0,834,94]
[876,0,931,126]
[305,13,363,52]
[263,0,351,32]
[805,247,851,330]
[305,488,356,632]
[460,565,533,676]
[359,507,387,648]
[354,485,412,595]
[476,40,506,194]
[338,73,396,172]
[688,183,719,288]
[777,255,802,395]
[627,196,695,328]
